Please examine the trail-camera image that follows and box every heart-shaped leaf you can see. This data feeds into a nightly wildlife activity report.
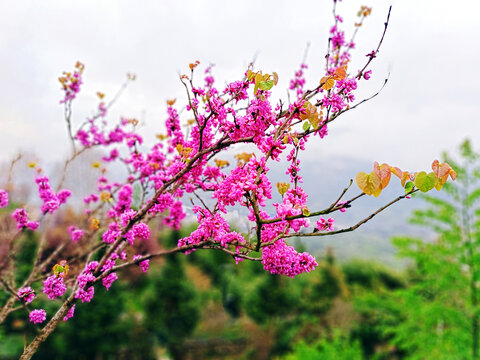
[320,77,335,91]
[258,80,274,91]
[355,171,382,197]
[414,171,438,192]
[432,160,456,190]
[374,162,391,189]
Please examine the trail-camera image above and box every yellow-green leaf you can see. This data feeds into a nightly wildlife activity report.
[258,80,274,91]
[355,171,382,197]
[404,181,414,194]
[414,171,438,192]
[276,182,290,196]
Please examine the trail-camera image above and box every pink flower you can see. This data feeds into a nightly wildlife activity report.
[69,226,84,242]
[113,185,133,215]
[132,223,150,240]
[26,221,39,230]
[331,29,345,48]
[18,287,35,303]
[102,222,120,244]
[336,201,348,212]
[57,189,72,204]
[12,208,38,230]
[63,305,75,321]
[75,262,97,303]
[262,240,318,278]
[139,260,150,273]
[133,255,150,273]
[43,275,67,300]
[59,62,84,104]
[0,189,8,208]
[75,286,94,303]
[322,93,346,113]
[316,217,335,231]
[102,272,118,290]
[29,309,46,324]
[363,70,372,80]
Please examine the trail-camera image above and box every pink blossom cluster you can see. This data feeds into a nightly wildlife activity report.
[74,262,97,303]
[316,217,335,231]
[214,156,272,212]
[330,25,346,49]
[68,226,84,242]
[63,305,75,321]
[224,80,249,103]
[43,275,67,300]
[83,193,99,204]
[178,209,245,252]
[102,222,121,244]
[112,184,133,215]
[148,193,173,215]
[35,176,71,214]
[75,116,139,149]
[262,240,318,278]
[322,93,346,113]
[289,64,308,98]
[273,188,310,232]
[59,62,84,104]
[163,201,186,230]
[0,189,8,208]
[133,255,150,273]
[29,309,47,324]
[102,272,118,290]
[124,222,150,245]
[18,287,35,303]
[12,208,38,230]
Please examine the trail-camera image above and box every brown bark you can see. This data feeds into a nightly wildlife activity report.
[0,294,16,323]
[19,293,76,360]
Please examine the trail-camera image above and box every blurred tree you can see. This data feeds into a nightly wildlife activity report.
[34,281,152,360]
[143,230,200,360]
[282,330,363,360]
[343,259,405,293]
[384,139,480,359]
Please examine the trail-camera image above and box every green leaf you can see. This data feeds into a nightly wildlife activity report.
[302,121,311,132]
[414,171,438,193]
[302,207,311,216]
[258,80,274,91]
[53,265,65,277]
[404,181,414,194]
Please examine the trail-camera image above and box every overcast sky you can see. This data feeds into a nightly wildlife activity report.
[1,0,479,173]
